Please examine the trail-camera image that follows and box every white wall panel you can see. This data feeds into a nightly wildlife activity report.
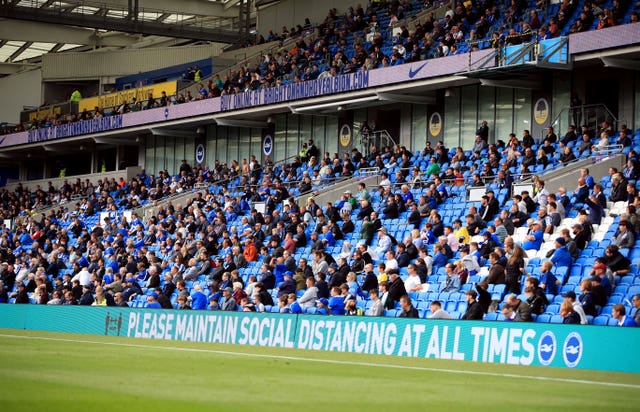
[0,68,42,124]
[42,44,225,80]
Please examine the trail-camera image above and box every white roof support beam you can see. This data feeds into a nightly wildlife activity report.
[0,61,39,75]
[61,0,241,18]
[0,19,139,47]
[6,41,33,62]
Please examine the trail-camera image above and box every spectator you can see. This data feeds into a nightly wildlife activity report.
[611,304,637,327]
[461,290,483,320]
[429,300,453,319]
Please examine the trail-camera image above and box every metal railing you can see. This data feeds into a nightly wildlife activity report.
[359,130,398,157]
[548,103,618,139]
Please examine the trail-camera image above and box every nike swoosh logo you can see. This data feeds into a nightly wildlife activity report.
[408,62,428,78]
[0,137,5,146]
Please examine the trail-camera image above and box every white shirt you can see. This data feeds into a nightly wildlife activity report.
[385,258,398,271]
[404,275,422,292]
[73,268,91,287]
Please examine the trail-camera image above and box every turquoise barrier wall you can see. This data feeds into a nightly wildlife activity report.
[1,305,638,373]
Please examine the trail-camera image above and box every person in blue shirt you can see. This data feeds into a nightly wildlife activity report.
[592,263,612,296]
[550,237,572,270]
[328,286,345,315]
[287,297,302,314]
[432,244,448,272]
[538,261,558,296]
[316,298,329,315]
[190,285,208,310]
[321,225,335,247]
[522,221,544,251]
[145,293,162,309]
[580,168,595,190]
[612,304,637,327]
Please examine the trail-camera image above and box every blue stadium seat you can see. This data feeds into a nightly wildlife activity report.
[548,314,563,323]
[536,314,551,323]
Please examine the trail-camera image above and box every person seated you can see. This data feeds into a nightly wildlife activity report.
[522,221,543,251]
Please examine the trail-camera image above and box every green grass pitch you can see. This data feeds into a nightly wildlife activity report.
[0,328,637,411]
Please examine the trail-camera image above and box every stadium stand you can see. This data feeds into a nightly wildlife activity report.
[1,0,640,328]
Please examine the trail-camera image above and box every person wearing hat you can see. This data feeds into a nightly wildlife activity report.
[315,297,329,315]
[550,237,572,276]
[220,287,237,311]
[479,230,498,259]
[604,244,631,278]
[569,223,588,251]
[327,262,346,289]
[78,283,95,306]
[461,290,484,320]
[589,273,608,308]
[522,220,543,251]
[562,291,588,324]
[145,292,162,309]
[122,277,142,302]
[387,270,407,304]
[375,226,393,259]
[277,272,296,298]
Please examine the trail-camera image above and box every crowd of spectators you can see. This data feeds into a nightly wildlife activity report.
[1,117,640,327]
[4,0,639,136]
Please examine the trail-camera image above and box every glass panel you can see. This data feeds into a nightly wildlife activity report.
[312,117,325,145]
[166,137,178,175]
[215,126,227,165]
[412,104,428,151]
[274,114,287,163]
[444,88,460,148]
[545,76,571,136]
[324,115,339,159]
[514,89,532,143]
[460,85,479,149]
[495,88,513,144]
[352,108,367,137]
[250,128,262,160]
[185,139,195,169]
[285,115,299,162]
[145,136,155,176]
[299,116,313,155]
[239,128,252,165]
[206,126,217,167]
[227,127,239,165]
[478,86,496,142]
[153,136,165,174]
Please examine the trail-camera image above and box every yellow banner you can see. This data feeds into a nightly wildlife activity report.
[28,106,62,122]
[78,80,177,112]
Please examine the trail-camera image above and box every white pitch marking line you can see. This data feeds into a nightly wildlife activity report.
[1,333,639,389]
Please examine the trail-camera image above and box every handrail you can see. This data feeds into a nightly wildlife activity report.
[135,152,302,219]
[548,103,618,138]
[359,129,398,157]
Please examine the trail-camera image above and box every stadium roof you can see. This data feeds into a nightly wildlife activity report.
[0,0,252,69]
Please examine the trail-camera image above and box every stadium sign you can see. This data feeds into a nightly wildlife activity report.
[2,306,639,373]
[263,134,273,156]
[195,144,205,164]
